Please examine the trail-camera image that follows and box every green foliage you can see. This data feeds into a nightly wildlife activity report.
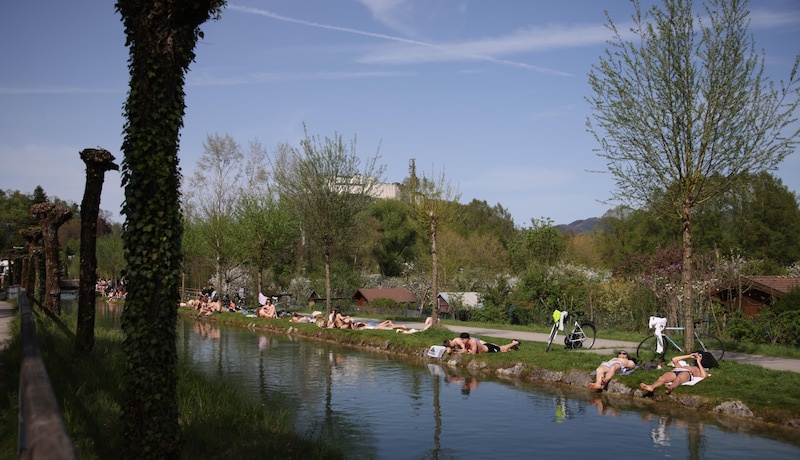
[772,287,800,314]
[271,124,385,313]
[470,304,509,324]
[511,217,566,271]
[368,297,402,316]
[367,199,419,277]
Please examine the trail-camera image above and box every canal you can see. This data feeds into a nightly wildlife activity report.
[87,300,800,459]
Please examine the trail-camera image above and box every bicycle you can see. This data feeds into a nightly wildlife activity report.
[636,318,725,363]
[545,310,596,352]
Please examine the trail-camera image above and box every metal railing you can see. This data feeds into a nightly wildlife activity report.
[15,288,76,459]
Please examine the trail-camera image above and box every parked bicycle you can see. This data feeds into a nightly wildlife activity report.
[546,310,596,352]
[636,318,724,363]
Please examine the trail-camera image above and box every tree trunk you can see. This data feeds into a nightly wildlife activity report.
[682,200,695,352]
[116,1,220,456]
[30,202,72,315]
[325,250,332,315]
[76,148,119,353]
[430,214,439,322]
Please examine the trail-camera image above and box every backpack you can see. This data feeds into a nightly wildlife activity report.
[696,350,719,368]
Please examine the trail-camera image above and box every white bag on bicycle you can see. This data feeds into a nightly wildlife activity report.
[554,310,567,331]
[649,316,667,353]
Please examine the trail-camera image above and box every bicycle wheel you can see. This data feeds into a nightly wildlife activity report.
[580,323,596,349]
[637,335,666,363]
[546,324,558,352]
[695,334,725,362]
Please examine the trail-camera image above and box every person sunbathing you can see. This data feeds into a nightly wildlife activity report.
[351,319,406,330]
[443,336,470,353]
[589,350,636,390]
[468,336,520,353]
[640,353,708,395]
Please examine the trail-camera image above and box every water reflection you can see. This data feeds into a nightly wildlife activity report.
[62,299,800,459]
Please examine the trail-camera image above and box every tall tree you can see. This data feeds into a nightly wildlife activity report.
[115,1,223,457]
[271,125,385,314]
[408,167,461,324]
[185,133,256,296]
[587,0,800,351]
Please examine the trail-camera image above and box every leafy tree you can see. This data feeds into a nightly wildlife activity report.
[407,167,461,325]
[587,0,800,351]
[366,199,418,277]
[271,125,385,314]
[510,217,566,271]
[185,133,254,296]
[96,232,126,283]
[115,1,223,457]
[233,192,299,297]
[734,173,800,265]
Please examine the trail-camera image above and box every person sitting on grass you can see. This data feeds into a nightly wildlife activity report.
[639,353,708,395]
[589,350,636,390]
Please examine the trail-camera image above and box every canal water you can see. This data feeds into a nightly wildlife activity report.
[85,300,800,459]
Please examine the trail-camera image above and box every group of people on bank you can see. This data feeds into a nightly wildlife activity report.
[588,349,710,395]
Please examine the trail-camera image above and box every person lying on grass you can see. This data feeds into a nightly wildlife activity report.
[589,350,636,390]
[639,353,708,395]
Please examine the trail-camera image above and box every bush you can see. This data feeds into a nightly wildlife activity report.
[471,304,508,324]
[726,310,759,342]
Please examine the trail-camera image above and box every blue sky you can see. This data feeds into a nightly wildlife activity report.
[1,1,799,227]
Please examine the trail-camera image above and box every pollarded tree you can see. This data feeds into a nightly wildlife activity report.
[271,125,385,314]
[587,0,800,351]
[115,1,224,457]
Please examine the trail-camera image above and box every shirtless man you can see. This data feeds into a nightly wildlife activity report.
[640,353,708,395]
[443,336,470,353]
[469,336,520,353]
[589,350,636,390]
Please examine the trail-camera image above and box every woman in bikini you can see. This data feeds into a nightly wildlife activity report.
[589,350,636,390]
[640,353,708,395]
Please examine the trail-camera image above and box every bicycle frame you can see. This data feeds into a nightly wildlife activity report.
[637,320,724,362]
[546,311,596,351]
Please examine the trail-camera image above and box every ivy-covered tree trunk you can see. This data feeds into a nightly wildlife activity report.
[76,148,119,353]
[115,1,223,457]
[30,202,72,315]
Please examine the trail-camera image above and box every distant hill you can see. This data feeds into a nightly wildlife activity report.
[556,217,601,235]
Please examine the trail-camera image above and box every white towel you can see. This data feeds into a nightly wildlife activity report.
[666,375,707,387]
[258,292,268,306]
[558,310,568,331]
[649,316,667,353]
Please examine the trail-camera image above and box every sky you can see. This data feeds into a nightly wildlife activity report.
[1,1,799,227]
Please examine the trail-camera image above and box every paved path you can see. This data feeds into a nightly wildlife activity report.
[386,318,800,374]
[0,299,15,352]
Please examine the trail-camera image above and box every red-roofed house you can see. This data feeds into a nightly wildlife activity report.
[710,276,800,317]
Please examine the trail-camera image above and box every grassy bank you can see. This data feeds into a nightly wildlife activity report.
[0,307,344,459]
